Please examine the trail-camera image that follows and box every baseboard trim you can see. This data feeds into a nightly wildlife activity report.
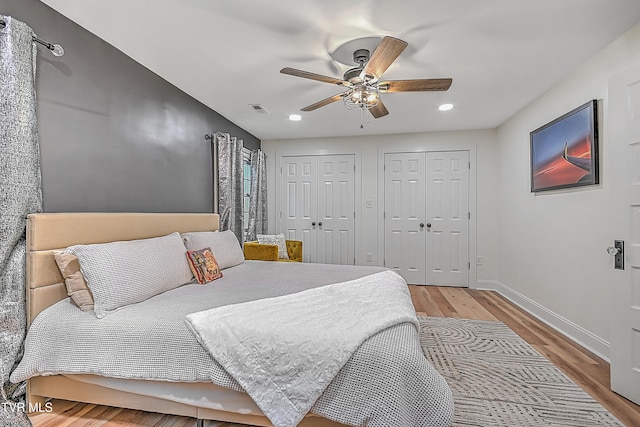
[475,279,611,362]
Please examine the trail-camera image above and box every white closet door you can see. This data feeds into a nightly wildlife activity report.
[281,156,317,262]
[316,155,355,264]
[426,151,469,286]
[383,151,470,286]
[281,154,355,264]
[384,152,427,284]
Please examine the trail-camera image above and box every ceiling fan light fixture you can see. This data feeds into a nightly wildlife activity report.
[343,84,380,110]
[289,114,302,121]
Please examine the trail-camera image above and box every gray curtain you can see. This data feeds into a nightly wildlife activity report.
[216,133,244,243]
[1,16,42,426]
[247,150,267,241]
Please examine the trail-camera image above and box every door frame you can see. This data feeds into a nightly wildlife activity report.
[378,146,477,288]
[274,148,362,264]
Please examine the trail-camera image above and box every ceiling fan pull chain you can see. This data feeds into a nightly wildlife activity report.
[360,106,364,129]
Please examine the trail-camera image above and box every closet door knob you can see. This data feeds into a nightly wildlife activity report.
[312,222,316,227]
[318,222,323,227]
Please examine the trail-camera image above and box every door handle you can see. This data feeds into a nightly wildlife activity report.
[318,222,323,227]
[312,222,316,227]
[606,247,620,255]
[608,240,624,270]
[420,223,425,228]
[426,223,432,229]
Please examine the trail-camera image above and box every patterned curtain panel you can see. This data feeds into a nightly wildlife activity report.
[0,16,42,426]
[216,133,244,243]
[247,150,267,242]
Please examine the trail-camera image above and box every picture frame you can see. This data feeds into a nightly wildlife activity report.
[530,100,599,192]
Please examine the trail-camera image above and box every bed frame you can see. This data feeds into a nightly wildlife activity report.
[24,212,346,427]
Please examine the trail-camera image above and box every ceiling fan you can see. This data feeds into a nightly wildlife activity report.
[280,36,452,120]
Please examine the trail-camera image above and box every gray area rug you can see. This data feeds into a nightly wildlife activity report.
[419,317,623,427]
[211,317,623,427]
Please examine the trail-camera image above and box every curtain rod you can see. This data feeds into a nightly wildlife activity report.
[0,18,65,56]
[205,133,258,152]
[205,132,229,141]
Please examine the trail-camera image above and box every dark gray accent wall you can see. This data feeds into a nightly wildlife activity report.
[1,0,260,213]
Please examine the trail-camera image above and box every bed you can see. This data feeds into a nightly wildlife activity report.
[12,212,454,427]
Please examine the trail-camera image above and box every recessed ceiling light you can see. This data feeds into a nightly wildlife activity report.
[438,103,454,111]
[289,114,302,121]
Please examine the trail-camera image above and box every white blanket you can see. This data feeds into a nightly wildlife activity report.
[185,270,418,427]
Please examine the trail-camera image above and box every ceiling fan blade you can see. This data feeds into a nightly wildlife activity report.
[280,67,347,86]
[378,78,452,92]
[369,100,389,118]
[301,93,345,111]
[361,36,408,80]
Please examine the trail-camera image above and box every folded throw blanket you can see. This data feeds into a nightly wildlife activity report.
[185,269,418,427]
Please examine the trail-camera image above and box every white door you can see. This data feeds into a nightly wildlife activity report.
[281,155,355,264]
[609,67,640,404]
[426,151,470,286]
[316,155,356,264]
[384,153,427,284]
[281,156,317,262]
[384,151,469,286]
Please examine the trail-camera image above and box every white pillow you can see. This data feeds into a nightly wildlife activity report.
[181,230,245,269]
[65,232,192,318]
[257,233,289,260]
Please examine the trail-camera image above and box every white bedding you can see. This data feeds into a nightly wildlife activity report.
[14,261,455,426]
[186,270,417,427]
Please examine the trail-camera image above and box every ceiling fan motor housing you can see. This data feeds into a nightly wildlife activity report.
[342,49,372,83]
[353,48,370,65]
[343,67,364,82]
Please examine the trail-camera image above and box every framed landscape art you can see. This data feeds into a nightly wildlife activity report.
[530,100,599,192]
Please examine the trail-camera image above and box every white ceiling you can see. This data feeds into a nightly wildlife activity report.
[40,0,640,141]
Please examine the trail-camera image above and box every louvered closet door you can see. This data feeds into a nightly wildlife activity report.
[281,155,355,264]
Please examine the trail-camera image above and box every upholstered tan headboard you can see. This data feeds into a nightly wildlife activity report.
[26,212,219,327]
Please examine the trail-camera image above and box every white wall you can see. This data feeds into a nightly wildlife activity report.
[262,129,500,283]
[494,23,640,359]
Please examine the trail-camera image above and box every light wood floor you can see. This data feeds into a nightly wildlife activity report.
[28,286,640,427]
